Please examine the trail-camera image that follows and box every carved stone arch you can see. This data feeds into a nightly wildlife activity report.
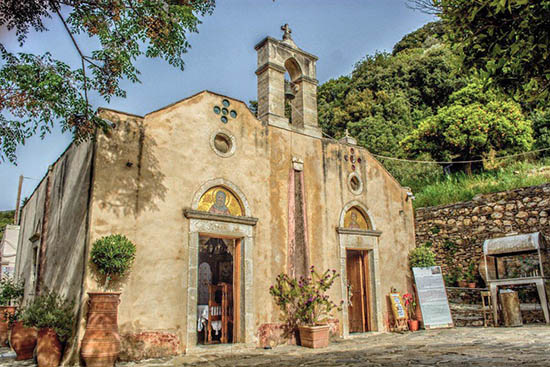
[339,200,375,230]
[191,178,251,217]
[284,57,302,81]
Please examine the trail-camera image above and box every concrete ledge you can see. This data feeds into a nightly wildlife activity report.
[336,227,382,237]
[183,209,258,226]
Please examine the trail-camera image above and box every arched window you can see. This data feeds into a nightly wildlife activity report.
[343,206,371,230]
[197,186,244,216]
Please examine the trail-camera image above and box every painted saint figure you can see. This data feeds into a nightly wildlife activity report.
[209,190,231,215]
[349,211,361,229]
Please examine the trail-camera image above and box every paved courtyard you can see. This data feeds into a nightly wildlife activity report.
[1,325,550,366]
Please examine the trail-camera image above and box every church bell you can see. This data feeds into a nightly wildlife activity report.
[284,80,296,100]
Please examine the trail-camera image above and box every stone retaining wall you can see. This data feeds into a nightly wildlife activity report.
[415,184,550,284]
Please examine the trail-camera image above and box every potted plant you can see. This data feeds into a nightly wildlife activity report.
[457,273,468,288]
[8,308,38,361]
[0,276,24,346]
[21,290,75,367]
[81,234,136,367]
[466,261,477,288]
[270,266,341,349]
[408,245,436,269]
[402,293,419,331]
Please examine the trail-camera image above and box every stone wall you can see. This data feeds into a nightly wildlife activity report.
[415,184,550,284]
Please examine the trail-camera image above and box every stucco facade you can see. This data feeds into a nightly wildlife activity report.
[16,30,416,363]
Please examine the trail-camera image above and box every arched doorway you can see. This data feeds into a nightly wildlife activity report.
[184,179,257,350]
[337,201,383,336]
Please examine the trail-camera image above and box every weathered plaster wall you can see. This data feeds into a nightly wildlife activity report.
[14,140,94,363]
[85,91,415,359]
[415,184,550,282]
[1,224,19,277]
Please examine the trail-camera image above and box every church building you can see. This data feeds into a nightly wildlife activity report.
[15,27,416,361]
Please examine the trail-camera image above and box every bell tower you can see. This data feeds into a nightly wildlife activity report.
[254,24,320,137]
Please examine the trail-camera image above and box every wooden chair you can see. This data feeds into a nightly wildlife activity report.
[481,291,494,327]
[206,283,233,344]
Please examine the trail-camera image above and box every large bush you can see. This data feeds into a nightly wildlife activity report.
[90,234,136,290]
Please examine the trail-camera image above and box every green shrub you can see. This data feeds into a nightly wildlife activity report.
[0,277,24,306]
[409,245,436,268]
[21,290,75,342]
[90,234,136,290]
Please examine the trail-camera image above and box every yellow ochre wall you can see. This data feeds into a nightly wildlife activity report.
[83,91,415,358]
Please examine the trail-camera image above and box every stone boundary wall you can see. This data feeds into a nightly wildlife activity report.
[415,184,550,284]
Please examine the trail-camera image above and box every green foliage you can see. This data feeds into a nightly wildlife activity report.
[0,276,24,306]
[392,21,446,55]
[0,210,14,239]
[532,110,550,155]
[403,81,534,164]
[21,290,75,342]
[269,267,341,329]
[90,234,136,290]
[318,32,466,159]
[0,0,215,163]
[437,0,550,105]
[409,245,436,268]
[413,158,550,208]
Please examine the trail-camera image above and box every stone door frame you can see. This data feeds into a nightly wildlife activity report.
[183,210,258,350]
[338,201,383,336]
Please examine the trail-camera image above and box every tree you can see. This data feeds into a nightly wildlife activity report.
[402,81,534,174]
[0,0,215,163]
[410,0,550,106]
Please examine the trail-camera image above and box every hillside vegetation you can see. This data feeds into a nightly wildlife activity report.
[317,20,550,208]
[0,210,14,239]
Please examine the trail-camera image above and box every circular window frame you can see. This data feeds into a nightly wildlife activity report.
[347,172,363,195]
[210,129,236,158]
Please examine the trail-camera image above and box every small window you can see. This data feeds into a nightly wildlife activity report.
[210,129,236,158]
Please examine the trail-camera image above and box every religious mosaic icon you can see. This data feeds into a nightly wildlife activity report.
[198,186,243,216]
[344,207,370,230]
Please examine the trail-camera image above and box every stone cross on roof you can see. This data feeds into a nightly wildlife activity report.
[281,24,292,40]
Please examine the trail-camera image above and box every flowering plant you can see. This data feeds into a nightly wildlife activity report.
[269,266,342,330]
[402,292,417,320]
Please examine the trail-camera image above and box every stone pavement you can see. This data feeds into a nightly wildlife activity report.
[2,326,550,366]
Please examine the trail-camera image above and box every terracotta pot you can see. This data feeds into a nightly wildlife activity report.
[81,292,121,367]
[408,319,419,332]
[0,306,16,346]
[298,325,330,348]
[37,328,62,367]
[468,282,476,289]
[458,280,468,288]
[10,321,38,360]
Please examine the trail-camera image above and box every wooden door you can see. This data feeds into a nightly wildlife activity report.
[346,250,370,333]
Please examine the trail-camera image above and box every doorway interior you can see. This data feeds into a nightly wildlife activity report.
[346,249,371,333]
[197,236,241,344]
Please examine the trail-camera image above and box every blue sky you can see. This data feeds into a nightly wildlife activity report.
[0,0,435,210]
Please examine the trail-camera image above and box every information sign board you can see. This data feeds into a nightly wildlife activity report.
[413,266,454,329]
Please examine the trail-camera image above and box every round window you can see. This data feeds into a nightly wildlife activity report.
[347,172,363,195]
[210,129,236,158]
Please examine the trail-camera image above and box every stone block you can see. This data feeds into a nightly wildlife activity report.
[516,211,528,219]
